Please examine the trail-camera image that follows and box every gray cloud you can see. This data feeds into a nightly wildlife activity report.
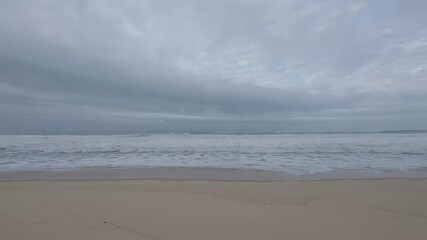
[0,0,426,133]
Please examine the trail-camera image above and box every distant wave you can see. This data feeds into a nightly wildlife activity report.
[182,130,427,135]
[2,129,426,136]
[112,130,427,136]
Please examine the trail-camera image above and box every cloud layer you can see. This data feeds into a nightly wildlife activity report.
[1,0,426,133]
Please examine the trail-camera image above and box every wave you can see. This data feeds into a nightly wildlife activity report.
[1,133,427,174]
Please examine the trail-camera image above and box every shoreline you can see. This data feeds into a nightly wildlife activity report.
[1,166,427,182]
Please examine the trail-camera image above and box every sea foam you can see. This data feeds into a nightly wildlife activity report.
[1,133,427,176]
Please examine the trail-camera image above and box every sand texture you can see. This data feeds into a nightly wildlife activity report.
[1,179,427,240]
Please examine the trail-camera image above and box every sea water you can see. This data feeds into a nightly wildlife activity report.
[1,132,427,176]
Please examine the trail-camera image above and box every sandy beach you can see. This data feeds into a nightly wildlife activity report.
[1,179,426,240]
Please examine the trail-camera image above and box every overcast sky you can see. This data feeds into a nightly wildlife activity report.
[0,0,426,133]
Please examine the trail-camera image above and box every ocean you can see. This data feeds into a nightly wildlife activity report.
[1,132,427,178]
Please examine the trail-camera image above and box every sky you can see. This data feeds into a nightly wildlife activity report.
[0,0,426,134]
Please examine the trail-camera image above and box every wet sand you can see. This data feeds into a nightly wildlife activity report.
[1,166,427,181]
[1,179,427,240]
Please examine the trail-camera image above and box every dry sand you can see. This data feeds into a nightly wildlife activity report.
[1,179,427,240]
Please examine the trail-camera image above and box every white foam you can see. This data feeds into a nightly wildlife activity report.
[1,133,427,176]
